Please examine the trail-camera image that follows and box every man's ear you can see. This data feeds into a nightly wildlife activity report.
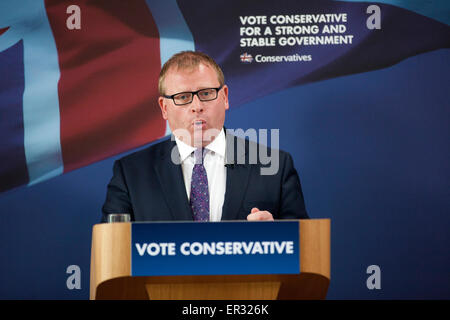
[158,96,168,120]
[222,85,229,110]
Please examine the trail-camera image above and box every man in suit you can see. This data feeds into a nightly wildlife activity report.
[102,51,309,222]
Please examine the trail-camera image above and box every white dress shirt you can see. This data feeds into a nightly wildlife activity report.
[174,129,227,221]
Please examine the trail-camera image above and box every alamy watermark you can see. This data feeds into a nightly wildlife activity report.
[170,128,280,175]
[366,264,381,290]
[66,264,81,290]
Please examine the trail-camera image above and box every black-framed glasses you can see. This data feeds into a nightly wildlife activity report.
[163,85,224,106]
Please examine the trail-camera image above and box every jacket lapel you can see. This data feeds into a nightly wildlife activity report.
[154,139,193,221]
[221,134,252,220]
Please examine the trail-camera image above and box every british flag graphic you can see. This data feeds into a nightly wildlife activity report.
[240,52,253,63]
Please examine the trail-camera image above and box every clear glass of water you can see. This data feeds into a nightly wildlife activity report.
[107,213,131,223]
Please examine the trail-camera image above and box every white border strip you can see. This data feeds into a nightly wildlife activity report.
[23,0,63,185]
[145,0,195,136]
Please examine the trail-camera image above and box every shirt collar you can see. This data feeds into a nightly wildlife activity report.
[174,128,226,162]
[205,128,226,158]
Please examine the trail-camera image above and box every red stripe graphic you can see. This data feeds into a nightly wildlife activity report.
[0,27,10,36]
[46,0,165,172]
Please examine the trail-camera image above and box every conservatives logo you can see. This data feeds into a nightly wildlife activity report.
[240,53,312,63]
[240,52,253,63]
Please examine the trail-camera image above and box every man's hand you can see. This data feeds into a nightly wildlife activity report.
[247,207,274,221]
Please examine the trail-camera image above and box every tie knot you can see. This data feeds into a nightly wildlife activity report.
[194,148,206,164]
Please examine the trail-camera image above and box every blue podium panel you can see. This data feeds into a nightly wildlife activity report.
[131,221,300,276]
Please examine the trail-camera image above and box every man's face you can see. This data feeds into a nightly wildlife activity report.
[158,63,229,147]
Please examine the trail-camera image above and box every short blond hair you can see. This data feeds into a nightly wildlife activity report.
[158,51,225,95]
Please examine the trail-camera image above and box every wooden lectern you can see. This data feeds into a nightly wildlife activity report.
[90,219,330,300]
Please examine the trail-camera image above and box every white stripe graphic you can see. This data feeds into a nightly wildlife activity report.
[145,0,195,136]
[22,0,63,185]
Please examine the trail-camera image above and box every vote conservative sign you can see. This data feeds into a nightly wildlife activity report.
[131,221,300,276]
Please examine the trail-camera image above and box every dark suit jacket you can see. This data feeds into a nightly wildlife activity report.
[102,134,309,221]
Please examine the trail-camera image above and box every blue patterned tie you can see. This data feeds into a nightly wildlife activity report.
[190,148,209,221]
